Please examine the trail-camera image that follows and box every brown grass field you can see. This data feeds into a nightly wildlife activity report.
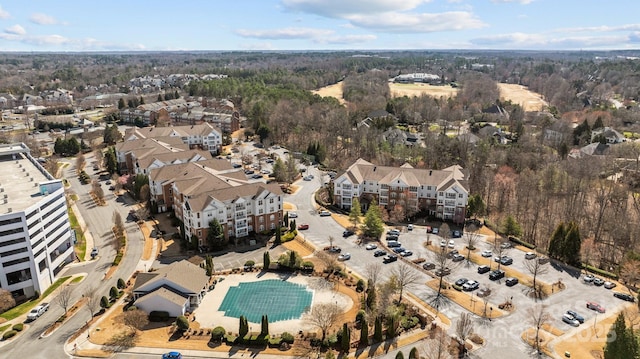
[312,81,547,112]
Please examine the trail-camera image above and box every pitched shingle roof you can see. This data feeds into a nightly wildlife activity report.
[133,260,208,294]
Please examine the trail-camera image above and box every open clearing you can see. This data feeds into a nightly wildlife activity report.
[312,81,547,112]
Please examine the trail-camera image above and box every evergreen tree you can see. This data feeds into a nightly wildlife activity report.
[174,90,180,99]
[502,214,522,237]
[387,316,397,338]
[105,146,118,174]
[341,322,350,352]
[204,255,214,276]
[349,198,362,229]
[261,315,269,336]
[548,222,566,259]
[239,315,248,338]
[263,251,271,270]
[157,94,164,102]
[275,226,282,245]
[466,194,485,218]
[395,352,404,359]
[207,218,226,250]
[564,222,582,266]
[365,279,376,310]
[283,212,289,226]
[373,317,383,342]
[289,250,297,269]
[604,313,638,359]
[593,116,604,130]
[290,219,296,232]
[118,98,125,109]
[127,99,135,108]
[359,317,368,346]
[139,96,145,105]
[362,204,384,239]
[408,347,419,359]
[256,123,271,143]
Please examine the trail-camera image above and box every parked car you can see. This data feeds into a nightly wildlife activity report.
[338,253,351,261]
[477,265,491,274]
[452,230,462,238]
[383,254,398,263]
[593,278,605,286]
[401,250,413,257]
[90,247,99,258]
[505,277,519,287]
[27,302,49,321]
[538,256,550,264]
[463,280,479,291]
[388,229,401,236]
[327,246,341,253]
[387,240,402,248]
[342,230,354,237]
[423,262,436,270]
[604,281,617,289]
[489,269,505,281]
[451,254,465,262]
[481,250,493,257]
[583,274,595,283]
[407,224,413,231]
[163,352,183,359]
[392,247,407,254]
[500,256,514,266]
[446,249,459,258]
[303,175,314,181]
[448,240,455,248]
[432,227,439,235]
[288,212,298,218]
[373,250,386,257]
[453,278,468,291]
[562,314,580,327]
[319,210,331,217]
[435,267,451,277]
[439,240,447,247]
[566,310,584,324]
[251,174,263,179]
[500,242,513,249]
[586,301,606,313]
[387,234,400,241]
[244,169,255,175]
[613,292,636,302]
[365,243,378,250]
[525,252,537,260]
[297,224,309,230]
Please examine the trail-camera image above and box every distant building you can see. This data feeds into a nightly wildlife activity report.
[0,143,74,301]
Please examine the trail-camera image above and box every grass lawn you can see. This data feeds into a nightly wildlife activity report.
[71,276,85,284]
[0,323,11,333]
[0,276,71,321]
[68,206,87,261]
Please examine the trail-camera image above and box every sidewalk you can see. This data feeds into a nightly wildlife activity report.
[71,201,95,262]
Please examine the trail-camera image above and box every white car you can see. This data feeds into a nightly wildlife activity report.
[319,210,331,217]
[338,253,351,261]
[288,212,298,218]
[448,240,455,248]
[365,243,378,250]
[407,224,413,231]
[440,240,447,247]
[525,252,537,260]
[604,281,617,289]
[27,302,49,321]
[481,250,493,257]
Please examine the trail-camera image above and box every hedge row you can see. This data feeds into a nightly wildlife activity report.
[508,236,536,249]
[583,264,618,280]
[12,323,23,332]
[282,231,296,242]
[2,330,17,340]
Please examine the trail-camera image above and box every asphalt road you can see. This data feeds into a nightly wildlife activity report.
[1,152,145,359]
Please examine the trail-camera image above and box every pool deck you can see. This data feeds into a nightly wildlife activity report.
[194,272,352,334]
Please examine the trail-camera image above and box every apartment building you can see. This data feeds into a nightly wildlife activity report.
[0,143,74,301]
[149,160,283,243]
[333,158,469,224]
[123,123,223,154]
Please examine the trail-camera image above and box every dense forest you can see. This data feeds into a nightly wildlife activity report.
[3,50,640,277]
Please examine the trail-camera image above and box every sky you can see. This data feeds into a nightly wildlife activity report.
[0,0,639,52]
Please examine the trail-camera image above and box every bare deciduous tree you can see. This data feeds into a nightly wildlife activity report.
[94,149,104,168]
[455,312,473,357]
[44,158,60,178]
[84,286,100,318]
[422,328,453,359]
[134,206,149,222]
[303,302,341,341]
[315,250,339,276]
[389,263,421,303]
[525,257,548,300]
[0,288,16,313]
[527,305,550,355]
[439,223,451,240]
[120,309,149,334]
[463,225,479,264]
[493,240,511,271]
[364,262,383,287]
[57,285,73,314]
[430,245,456,306]
[76,153,86,174]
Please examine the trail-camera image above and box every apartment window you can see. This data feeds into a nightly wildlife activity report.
[0,237,26,248]
[0,217,22,227]
[0,247,28,257]
[0,227,24,237]
[438,191,444,197]
[258,200,263,206]
[3,257,30,267]
[269,198,274,204]
[259,217,264,223]
[197,213,200,218]
[38,259,47,272]
[270,215,275,221]
[198,230,202,237]
[458,194,464,198]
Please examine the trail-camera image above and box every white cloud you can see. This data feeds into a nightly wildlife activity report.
[0,6,9,19]
[491,0,534,4]
[316,34,377,44]
[348,11,486,33]
[470,31,635,50]
[30,13,59,25]
[236,27,334,40]
[4,24,25,35]
[554,24,640,34]
[282,0,431,18]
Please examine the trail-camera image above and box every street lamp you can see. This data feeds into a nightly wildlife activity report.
[489,307,493,321]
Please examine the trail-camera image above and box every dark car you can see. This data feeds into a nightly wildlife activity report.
[477,265,490,274]
[343,230,354,237]
[387,240,402,248]
[614,292,636,302]
[453,278,468,291]
[244,169,255,175]
[489,269,505,281]
[452,230,462,238]
[374,250,386,257]
[383,254,398,263]
[386,234,399,241]
[327,246,341,253]
[90,247,99,259]
[566,310,584,324]
[435,267,451,277]
[505,277,519,286]
[423,262,436,270]
[500,256,513,266]
[163,352,183,359]
[392,247,406,254]
[451,254,465,262]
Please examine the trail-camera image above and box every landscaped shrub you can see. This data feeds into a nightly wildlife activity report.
[127,305,138,311]
[211,326,226,341]
[117,278,126,289]
[109,286,119,299]
[400,316,419,330]
[2,330,17,340]
[583,264,618,280]
[281,331,295,344]
[112,251,124,266]
[356,310,366,324]
[176,315,190,332]
[356,279,365,292]
[282,231,296,242]
[100,296,110,309]
[11,323,23,332]
[149,311,170,322]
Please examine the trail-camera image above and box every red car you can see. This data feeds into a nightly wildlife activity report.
[298,224,309,230]
[586,301,605,313]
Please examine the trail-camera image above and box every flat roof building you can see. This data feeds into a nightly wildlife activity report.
[0,143,74,301]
